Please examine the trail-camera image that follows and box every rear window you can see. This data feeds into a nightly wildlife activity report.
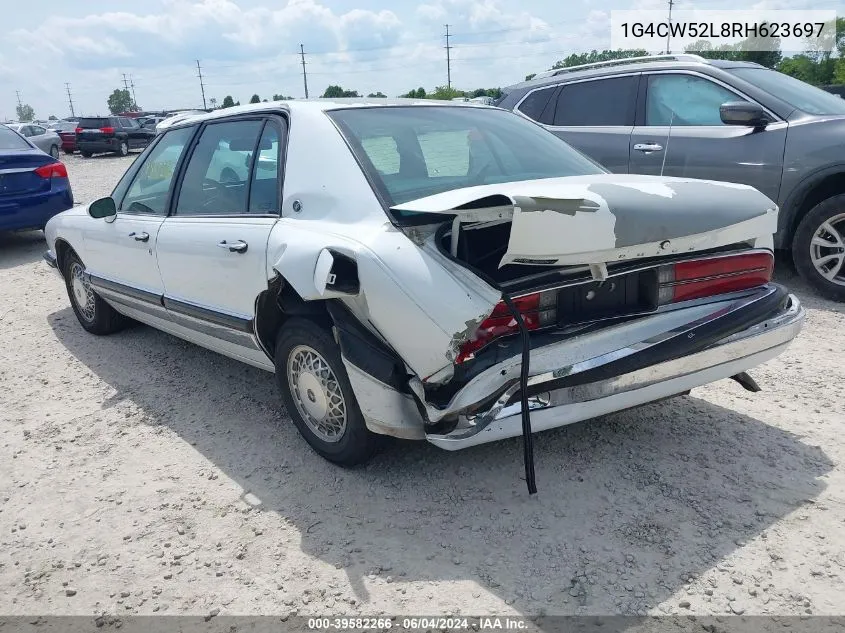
[78,118,111,129]
[328,106,604,208]
[0,126,31,150]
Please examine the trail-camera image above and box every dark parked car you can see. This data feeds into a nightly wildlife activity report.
[0,124,73,232]
[75,116,155,157]
[497,54,845,301]
[49,120,79,154]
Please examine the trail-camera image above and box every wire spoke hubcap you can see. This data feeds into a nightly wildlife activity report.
[70,262,96,321]
[287,345,347,443]
[810,213,845,285]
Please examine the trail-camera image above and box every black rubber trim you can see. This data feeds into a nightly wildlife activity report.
[43,251,57,268]
[163,297,254,333]
[512,284,789,401]
[88,274,162,306]
[326,301,411,395]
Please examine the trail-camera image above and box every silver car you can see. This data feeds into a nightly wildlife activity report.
[7,123,61,158]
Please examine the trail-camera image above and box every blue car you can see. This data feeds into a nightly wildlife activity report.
[0,124,73,232]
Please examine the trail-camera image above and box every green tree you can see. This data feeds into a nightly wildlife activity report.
[272,93,293,100]
[524,73,537,81]
[15,103,35,122]
[777,54,823,84]
[107,88,133,114]
[221,95,236,108]
[469,88,502,99]
[430,85,465,100]
[322,85,359,98]
[401,87,427,98]
[209,97,218,109]
[367,92,387,98]
[686,29,782,70]
[551,49,647,70]
[48,115,58,121]
[249,94,261,104]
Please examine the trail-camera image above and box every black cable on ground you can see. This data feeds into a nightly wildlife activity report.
[501,293,537,495]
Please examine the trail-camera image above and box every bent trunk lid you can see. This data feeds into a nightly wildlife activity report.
[391,174,778,268]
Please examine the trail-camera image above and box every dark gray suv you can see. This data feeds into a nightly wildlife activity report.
[497,54,845,301]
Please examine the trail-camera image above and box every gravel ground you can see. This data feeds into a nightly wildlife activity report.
[1,152,844,619]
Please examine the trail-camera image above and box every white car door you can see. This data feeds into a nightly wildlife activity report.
[155,116,283,369]
[83,126,196,319]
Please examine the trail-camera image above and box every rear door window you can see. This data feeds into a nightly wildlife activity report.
[552,76,638,126]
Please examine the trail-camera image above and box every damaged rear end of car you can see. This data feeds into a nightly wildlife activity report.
[278,104,804,489]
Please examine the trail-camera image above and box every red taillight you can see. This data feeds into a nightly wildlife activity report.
[456,291,557,364]
[34,162,68,179]
[99,126,115,134]
[75,127,83,134]
[658,252,773,304]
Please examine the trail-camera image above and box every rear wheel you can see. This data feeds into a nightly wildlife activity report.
[793,194,845,302]
[64,252,126,335]
[117,141,129,157]
[274,318,380,465]
[63,148,73,155]
[49,145,59,159]
[81,151,92,158]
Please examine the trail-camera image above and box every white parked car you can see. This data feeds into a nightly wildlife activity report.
[154,110,208,135]
[43,100,804,489]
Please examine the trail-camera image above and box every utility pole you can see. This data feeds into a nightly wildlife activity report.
[122,73,133,111]
[15,90,22,111]
[444,24,452,90]
[65,83,76,117]
[196,59,207,110]
[666,0,675,54]
[300,44,309,98]
[129,75,138,111]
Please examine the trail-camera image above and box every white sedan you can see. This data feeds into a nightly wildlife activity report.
[43,100,804,491]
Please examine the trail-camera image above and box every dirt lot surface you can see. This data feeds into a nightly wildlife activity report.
[1,152,844,619]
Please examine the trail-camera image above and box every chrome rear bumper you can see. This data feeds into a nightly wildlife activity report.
[426,292,804,450]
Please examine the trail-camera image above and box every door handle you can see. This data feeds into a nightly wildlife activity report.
[633,143,664,153]
[217,240,248,253]
[129,231,149,242]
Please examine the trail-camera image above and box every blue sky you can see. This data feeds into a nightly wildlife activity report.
[1,0,842,119]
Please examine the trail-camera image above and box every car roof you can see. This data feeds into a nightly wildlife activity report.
[165,98,494,129]
[506,55,766,91]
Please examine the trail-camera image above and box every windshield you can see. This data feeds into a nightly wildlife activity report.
[78,118,111,128]
[730,67,845,116]
[328,106,605,208]
[0,126,31,150]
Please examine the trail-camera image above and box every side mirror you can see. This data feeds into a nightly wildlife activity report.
[88,196,117,221]
[720,101,770,128]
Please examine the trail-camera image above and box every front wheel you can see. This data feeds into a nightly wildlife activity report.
[117,141,129,157]
[64,252,127,335]
[793,194,845,302]
[274,318,381,465]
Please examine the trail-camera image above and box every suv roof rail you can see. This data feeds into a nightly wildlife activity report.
[531,53,709,80]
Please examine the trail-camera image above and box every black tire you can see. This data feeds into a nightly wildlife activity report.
[49,145,59,159]
[793,194,845,302]
[63,252,127,335]
[274,318,380,465]
[63,148,73,155]
[117,141,129,157]
[81,151,92,158]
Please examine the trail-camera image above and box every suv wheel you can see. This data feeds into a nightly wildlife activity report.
[793,194,845,301]
[274,318,381,465]
[117,141,129,157]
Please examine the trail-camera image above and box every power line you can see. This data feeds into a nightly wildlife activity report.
[196,59,207,110]
[666,0,675,54]
[130,75,138,109]
[65,83,75,117]
[444,24,453,89]
[300,44,309,98]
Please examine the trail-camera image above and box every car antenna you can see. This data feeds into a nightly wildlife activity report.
[660,109,675,178]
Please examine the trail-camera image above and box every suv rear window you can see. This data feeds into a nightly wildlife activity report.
[0,126,31,150]
[78,118,112,128]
